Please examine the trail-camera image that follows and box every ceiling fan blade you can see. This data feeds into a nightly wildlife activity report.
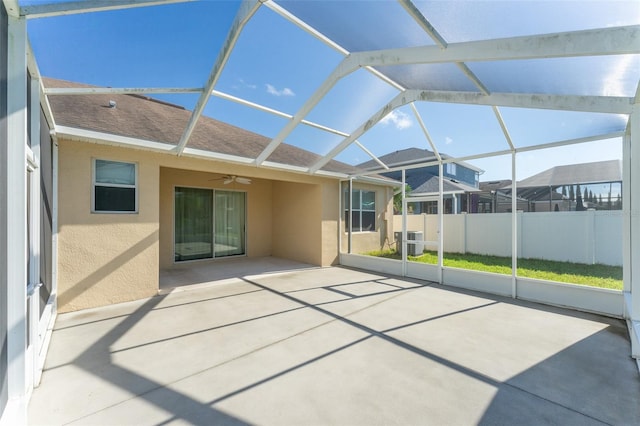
[236,177,252,185]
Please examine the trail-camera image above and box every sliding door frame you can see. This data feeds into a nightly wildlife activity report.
[173,185,247,264]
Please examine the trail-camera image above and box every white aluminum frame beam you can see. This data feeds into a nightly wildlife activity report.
[27,73,42,386]
[401,170,407,271]
[399,0,490,95]
[255,55,359,165]
[212,89,292,120]
[623,120,632,298]
[491,105,518,297]
[492,106,516,151]
[210,89,350,137]
[353,25,640,67]
[27,39,56,129]
[354,141,388,170]
[19,0,196,19]
[4,13,28,423]
[351,131,625,178]
[262,0,348,56]
[175,0,261,156]
[437,162,444,280]
[624,100,640,359]
[265,0,405,93]
[510,152,518,298]
[397,0,447,47]
[406,101,444,282]
[406,90,633,114]
[310,88,629,173]
[632,81,640,351]
[309,90,410,173]
[256,1,411,166]
[312,87,630,173]
[514,132,626,154]
[43,85,351,138]
[410,102,441,162]
[2,0,18,17]
[44,87,202,95]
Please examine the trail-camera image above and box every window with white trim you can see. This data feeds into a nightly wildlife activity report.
[344,189,376,232]
[93,159,137,213]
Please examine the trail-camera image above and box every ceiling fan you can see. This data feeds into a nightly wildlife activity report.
[211,175,252,185]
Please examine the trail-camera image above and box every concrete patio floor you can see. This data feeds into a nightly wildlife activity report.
[29,263,640,425]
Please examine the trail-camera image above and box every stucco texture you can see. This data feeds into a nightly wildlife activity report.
[272,181,322,265]
[57,139,395,312]
[57,140,160,312]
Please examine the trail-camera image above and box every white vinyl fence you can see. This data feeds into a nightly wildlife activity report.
[393,210,623,266]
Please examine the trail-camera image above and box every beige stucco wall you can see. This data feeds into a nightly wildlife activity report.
[57,138,387,311]
[271,180,339,266]
[57,140,160,312]
[321,181,340,265]
[341,183,395,254]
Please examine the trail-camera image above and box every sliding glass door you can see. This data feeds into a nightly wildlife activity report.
[175,187,213,262]
[215,190,246,257]
[174,187,246,262]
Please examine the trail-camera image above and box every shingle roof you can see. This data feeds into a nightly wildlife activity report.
[356,147,484,174]
[515,160,622,188]
[357,148,438,170]
[43,78,358,175]
[479,180,512,192]
[409,175,480,196]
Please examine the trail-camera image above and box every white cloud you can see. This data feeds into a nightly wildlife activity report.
[232,78,257,90]
[380,110,413,130]
[445,136,453,145]
[266,84,295,97]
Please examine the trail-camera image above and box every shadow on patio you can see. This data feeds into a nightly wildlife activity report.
[29,266,640,425]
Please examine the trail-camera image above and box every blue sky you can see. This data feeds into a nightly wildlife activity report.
[26,0,638,181]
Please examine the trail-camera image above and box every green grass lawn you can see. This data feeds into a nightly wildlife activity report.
[365,249,622,290]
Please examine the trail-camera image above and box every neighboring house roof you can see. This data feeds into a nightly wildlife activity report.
[514,160,622,188]
[521,190,566,202]
[409,175,480,196]
[357,147,437,170]
[43,78,360,176]
[479,180,512,192]
[357,147,484,173]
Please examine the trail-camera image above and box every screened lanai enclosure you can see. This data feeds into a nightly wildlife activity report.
[1,0,640,424]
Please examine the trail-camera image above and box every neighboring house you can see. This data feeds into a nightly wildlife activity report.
[46,78,397,312]
[357,148,483,214]
[515,159,623,212]
[479,160,623,213]
[477,179,530,213]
